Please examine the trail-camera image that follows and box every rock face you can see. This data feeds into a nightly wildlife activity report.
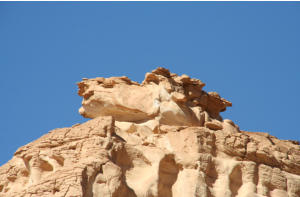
[1,68,300,197]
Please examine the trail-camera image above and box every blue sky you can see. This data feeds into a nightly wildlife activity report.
[1,2,300,165]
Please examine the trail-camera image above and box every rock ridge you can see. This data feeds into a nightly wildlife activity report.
[0,67,299,197]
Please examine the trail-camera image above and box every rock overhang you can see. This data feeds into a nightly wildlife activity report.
[77,67,232,127]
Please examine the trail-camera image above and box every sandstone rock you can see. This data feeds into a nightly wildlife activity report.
[77,67,231,125]
[205,120,223,131]
[0,67,299,197]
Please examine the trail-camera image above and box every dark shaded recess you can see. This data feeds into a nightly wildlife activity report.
[229,165,242,197]
[109,144,137,197]
[81,165,103,197]
[39,159,54,171]
[157,154,181,197]
[205,161,218,194]
[110,144,134,172]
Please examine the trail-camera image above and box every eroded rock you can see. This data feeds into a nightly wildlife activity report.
[0,67,299,197]
[77,67,232,126]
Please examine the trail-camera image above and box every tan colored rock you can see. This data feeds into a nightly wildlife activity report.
[205,120,223,130]
[1,67,299,197]
[77,67,231,126]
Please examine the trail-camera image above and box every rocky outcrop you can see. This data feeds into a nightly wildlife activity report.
[0,68,299,197]
[77,67,231,126]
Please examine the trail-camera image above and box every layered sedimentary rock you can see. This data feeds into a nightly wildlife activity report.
[0,68,299,197]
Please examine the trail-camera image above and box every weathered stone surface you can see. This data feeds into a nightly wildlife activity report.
[0,68,299,197]
[77,67,231,126]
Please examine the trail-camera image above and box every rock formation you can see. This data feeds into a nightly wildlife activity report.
[0,67,299,197]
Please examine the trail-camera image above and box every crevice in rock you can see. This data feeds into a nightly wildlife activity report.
[108,144,137,197]
[253,164,259,186]
[111,132,126,143]
[157,154,180,197]
[81,165,101,197]
[110,144,134,172]
[205,160,218,189]
[111,179,137,197]
[229,165,242,197]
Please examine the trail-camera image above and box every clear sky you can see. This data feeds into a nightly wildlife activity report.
[1,2,300,166]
